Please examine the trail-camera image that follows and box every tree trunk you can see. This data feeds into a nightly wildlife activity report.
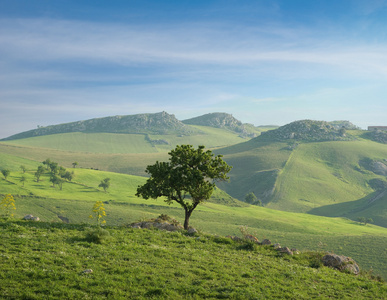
[184,209,193,230]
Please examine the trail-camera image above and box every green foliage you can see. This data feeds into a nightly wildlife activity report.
[136,145,232,229]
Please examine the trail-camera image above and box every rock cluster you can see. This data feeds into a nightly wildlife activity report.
[366,130,387,144]
[22,214,40,221]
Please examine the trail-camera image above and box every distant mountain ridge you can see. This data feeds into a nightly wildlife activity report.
[2,111,265,141]
[2,112,200,140]
[259,120,356,142]
[182,112,260,138]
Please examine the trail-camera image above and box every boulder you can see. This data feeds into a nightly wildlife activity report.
[322,254,360,275]
[277,247,293,255]
[23,214,40,221]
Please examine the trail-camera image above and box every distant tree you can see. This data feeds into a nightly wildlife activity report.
[245,192,257,204]
[20,176,26,187]
[1,169,10,180]
[49,162,58,175]
[58,166,66,175]
[42,158,51,170]
[136,145,232,230]
[35,165,45,182]
[72,162,78,168]
[50,175,64,190]
[20,165,26,173]
[357,217,373,225]
[99,178,111,193]
[61,171,73,182]
[244,192,262,206]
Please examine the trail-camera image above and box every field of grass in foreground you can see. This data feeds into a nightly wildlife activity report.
[0,220,386,299]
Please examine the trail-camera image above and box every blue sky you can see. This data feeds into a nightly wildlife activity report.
[1,0,386,138]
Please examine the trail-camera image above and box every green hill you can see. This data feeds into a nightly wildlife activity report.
[216,125,387,228]
[1,151,387,280]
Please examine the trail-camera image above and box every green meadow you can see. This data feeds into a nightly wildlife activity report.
[1,151,387,280]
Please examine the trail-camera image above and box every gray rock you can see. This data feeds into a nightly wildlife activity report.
[322,254,360,275]
[23,214,40,221]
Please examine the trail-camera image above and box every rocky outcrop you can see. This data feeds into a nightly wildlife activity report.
[364,130,387,144]
[322,254,360,275]
[182,112,260,138]
[259,120,355,142]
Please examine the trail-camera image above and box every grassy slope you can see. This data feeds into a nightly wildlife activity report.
[1,152,387,279]
[268,140,387,215]
[2,132,158,154]
[2,126,248,153]
[1,221,385,299]
[215,139,291,200]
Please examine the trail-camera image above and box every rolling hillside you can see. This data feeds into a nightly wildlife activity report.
[216,121,387,227]
[0,151,387,280]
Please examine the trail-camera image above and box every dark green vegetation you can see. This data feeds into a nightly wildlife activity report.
[0,220,386,299]
[0,112,387,286]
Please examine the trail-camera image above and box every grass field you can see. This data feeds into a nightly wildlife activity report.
[1,220,385,299]
[1,152,387,280]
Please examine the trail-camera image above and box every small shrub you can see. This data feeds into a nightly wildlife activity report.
[85,227,111,244]
[237,240,256,251]
[305,251,324,269]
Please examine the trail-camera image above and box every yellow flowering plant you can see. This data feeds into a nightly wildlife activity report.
[89,201,106,226]
[1,194,16,218]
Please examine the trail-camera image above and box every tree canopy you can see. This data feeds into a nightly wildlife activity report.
[136,145,232,229]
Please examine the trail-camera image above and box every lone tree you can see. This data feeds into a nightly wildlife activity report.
[136,145,232,230]
[99,178,111,193]
[1,169,10,180]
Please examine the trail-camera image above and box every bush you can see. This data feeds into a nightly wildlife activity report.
[85,227,111,244]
